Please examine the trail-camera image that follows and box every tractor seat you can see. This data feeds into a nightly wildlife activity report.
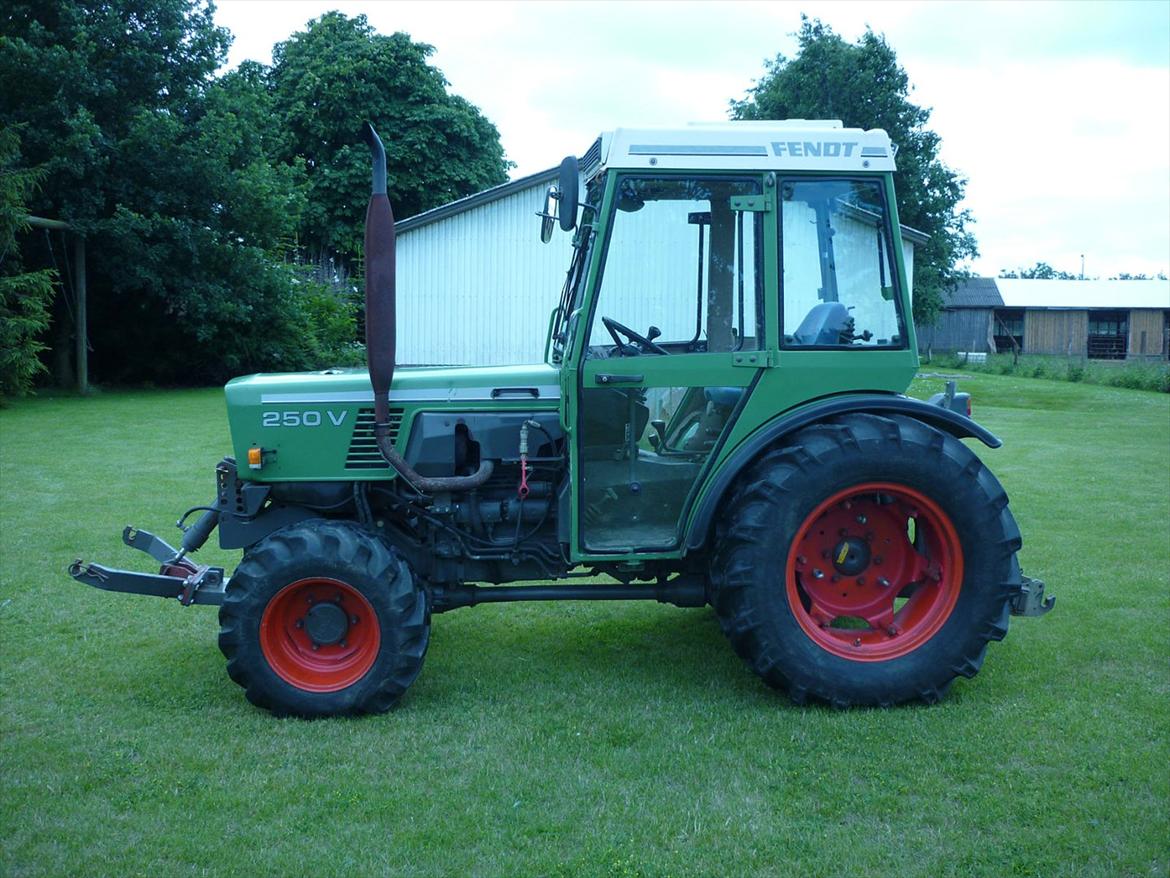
[792,302,850,346]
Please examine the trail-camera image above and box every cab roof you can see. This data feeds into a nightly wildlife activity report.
[592,121,897,175]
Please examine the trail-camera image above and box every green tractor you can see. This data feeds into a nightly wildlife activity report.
[71,121,1052,716]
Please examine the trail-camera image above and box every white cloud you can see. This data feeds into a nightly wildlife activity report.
[213,0,1170,278]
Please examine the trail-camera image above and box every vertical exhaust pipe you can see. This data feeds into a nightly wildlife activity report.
[362,123,494,493]
[362,123,397,426]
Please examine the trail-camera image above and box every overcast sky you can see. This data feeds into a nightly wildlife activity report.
[214,0,1170,280]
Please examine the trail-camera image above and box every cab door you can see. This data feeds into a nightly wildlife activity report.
[573,173,774,556]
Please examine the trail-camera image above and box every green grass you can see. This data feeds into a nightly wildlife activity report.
[927,351,1170,393]
[2,378,1168,877]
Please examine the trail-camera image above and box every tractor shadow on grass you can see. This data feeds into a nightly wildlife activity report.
[415,601,776,712]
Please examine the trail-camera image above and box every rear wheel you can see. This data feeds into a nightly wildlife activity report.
[710,413,1021,707]
[218,520,429,717]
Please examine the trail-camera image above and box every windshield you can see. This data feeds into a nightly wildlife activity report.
[781,178,906,348]
[548,176,603,364]
[585,176,763,356]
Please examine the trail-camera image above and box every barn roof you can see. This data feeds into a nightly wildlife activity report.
[941,278,1170,310]
[944,277,1003,308]
[996,279,1170,310]
[396,167,558,233]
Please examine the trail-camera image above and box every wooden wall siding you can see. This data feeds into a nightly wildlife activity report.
[1025,309,1088,355]
[1128,309,1166,358]
[916,308,994,353]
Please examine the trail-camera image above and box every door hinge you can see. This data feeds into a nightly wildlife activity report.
[732,350,776,368]
[730,194,772,212]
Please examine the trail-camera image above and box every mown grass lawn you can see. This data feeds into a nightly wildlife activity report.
[1,375,1167,877]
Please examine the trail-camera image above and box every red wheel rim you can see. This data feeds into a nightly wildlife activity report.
[785,483,963,662]
[259,578,381,692]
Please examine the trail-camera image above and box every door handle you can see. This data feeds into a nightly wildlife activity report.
[594,373,644,385]
[491,387,540,398]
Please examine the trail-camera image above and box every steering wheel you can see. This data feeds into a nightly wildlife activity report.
[602,316,669,356]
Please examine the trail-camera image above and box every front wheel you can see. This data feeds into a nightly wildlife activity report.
[710,414,1021,707]
[218,520,429,717]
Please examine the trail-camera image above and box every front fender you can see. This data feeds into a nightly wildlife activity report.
[685,394,1002,552]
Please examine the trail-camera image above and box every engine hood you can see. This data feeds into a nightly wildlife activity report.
[225,363,561,407]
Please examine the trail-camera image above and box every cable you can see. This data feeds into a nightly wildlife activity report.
[177,506,218,529]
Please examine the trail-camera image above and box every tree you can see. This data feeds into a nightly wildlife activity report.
[0,129,56,399]
[0,0,349,384]
[1109,271,1167,281]
[998,262,1079,280]
[269,13,511,266]
[732,17,977,324]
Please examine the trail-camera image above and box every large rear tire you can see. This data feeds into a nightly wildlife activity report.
[710,414,1021,707]
[218,520,429,717]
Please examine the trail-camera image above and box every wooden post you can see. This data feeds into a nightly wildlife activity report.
[74,235,87,394]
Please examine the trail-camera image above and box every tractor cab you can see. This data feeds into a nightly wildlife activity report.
[541,124,917,555]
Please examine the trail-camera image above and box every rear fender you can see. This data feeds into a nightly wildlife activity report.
[684,394,1001,552]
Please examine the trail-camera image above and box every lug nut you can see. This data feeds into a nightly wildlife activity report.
[812,569,825,580]
[295,619,304,629]
[311,643,320,651]
[339,639,347,648]
[856,514,868,525]
[874,556,883,566]
[857,576,866,586]
[796,555,807,566]
[852,638,862,647]
[877,577,891,588]
[350,616,360,625]
[887,626,898,636]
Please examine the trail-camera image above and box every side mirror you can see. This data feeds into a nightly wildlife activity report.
[558,155,578,231]
[539,184,559,244]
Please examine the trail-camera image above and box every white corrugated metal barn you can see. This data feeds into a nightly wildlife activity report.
[393,167,925,366]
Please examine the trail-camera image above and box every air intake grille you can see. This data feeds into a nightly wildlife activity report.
[345,407,403,470]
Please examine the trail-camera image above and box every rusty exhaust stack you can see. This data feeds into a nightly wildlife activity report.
[362,123,494,493]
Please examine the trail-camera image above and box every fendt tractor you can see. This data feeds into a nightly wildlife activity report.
[71,121,1053,717]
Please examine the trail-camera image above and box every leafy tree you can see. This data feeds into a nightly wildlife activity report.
[0,0,347,384]
[0,129,56,399]
[1109,271,1167,281]
[269,12,511,265]
[732,17,977,324]
[999,262,1080,280]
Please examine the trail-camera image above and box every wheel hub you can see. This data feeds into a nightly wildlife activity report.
[259,577,381,693]
[305,601,349,646]
[786,483,964,661]
[831,536,871,575]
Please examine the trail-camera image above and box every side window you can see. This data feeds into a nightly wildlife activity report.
[588,177,763,354]
[781,179,905,348]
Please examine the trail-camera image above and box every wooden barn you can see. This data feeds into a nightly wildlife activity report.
[916,278,1170,360]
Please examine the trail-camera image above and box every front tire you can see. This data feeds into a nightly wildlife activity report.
[710,414,1021,707]
[218,520,429,717]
